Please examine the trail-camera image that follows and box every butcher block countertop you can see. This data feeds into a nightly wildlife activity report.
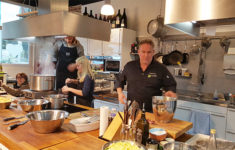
[0,108,106,150]
[0,105,192,150]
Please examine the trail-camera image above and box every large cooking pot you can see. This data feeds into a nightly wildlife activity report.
[30,74,55,91]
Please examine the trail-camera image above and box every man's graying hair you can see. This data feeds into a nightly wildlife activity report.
[139,39,155,49]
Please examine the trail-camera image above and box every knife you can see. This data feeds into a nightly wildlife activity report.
[7,120,29,130]
[3,116,25,121]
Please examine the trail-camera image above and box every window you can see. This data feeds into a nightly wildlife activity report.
[0,2,30,64]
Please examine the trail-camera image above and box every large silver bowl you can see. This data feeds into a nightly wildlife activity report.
[102,140,147,150]
[26,110,69,134]
[18,99,49,112]
[152,96,177,123]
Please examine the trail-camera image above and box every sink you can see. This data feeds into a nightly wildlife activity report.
[186,134,235,150]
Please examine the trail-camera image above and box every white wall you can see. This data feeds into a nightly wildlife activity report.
[84,0,235,37]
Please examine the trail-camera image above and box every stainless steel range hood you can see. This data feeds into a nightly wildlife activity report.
[2,0,111,41]
[164,0,235,37]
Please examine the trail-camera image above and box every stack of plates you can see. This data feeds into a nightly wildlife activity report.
[68,116,100,132]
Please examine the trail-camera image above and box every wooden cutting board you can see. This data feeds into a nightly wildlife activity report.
[0,109,78,150]
[146,112,193,139]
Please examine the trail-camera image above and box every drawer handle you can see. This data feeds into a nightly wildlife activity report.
[177,107,191,111]
[227,130,235,134]
[211,114,225,117]
[229,109,235,113]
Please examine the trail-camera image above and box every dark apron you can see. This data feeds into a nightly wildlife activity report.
[67,81,92,107]
[56,44,78,89]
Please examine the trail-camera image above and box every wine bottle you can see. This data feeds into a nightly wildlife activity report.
[94,14,98,19]
[99,14,103,20]
[136,103,149,146]
[115,9,122,28]
[120,8,127,28]
[107,15,112,23]
[111,14,116,28]
[103,15,107,21]
[88,10,94,18]
[83,7,88,16]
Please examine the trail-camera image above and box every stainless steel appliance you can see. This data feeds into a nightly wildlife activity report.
[30,74,55,91]
[105,59,120,73]
[22,89,57,99]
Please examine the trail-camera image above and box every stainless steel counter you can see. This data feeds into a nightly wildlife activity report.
[177,89,234,108]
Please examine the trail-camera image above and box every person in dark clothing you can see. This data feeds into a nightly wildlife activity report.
[2,73,29,97]
[62,56,95,107]
[53,36,84,90]
[115,39,177,112]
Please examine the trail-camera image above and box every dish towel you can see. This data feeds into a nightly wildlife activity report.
[187,110,211,135]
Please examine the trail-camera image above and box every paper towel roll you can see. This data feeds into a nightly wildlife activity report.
[99,106,109,136]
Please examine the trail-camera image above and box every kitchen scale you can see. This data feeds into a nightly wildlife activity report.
[22,89,57,99]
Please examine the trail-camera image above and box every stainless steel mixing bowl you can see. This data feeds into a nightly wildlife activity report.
[18,99,49,112]
[26,110,69,134]
[152,96,177,123]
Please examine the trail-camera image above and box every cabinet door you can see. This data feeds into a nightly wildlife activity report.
[88,39,102,56]
[174,107,192,122]
[210,113,226,139]
[77,37,88,56]
[226,131,235,142]
[227,109,235,132]
[93,99,103,109]
[103,29,120,57]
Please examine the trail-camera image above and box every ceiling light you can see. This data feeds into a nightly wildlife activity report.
[101,0,114,16]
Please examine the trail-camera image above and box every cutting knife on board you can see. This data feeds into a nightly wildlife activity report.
[7,120,29,130]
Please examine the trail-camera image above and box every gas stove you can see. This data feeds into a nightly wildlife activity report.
[22,89,57,99]
[57,103,87,113]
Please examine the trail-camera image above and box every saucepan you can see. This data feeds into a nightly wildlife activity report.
[43,94,68,109]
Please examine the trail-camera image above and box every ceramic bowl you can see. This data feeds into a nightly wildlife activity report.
[149,128,167,141]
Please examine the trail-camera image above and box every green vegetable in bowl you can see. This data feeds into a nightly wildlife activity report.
[105,141,143,150]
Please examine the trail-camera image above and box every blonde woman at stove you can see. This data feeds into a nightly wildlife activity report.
[62,56,95,107]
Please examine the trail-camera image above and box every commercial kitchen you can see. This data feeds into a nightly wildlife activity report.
[0,0,235,149]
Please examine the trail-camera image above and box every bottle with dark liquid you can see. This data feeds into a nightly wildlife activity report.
[115,9,122,28]
[136,103,149,146]
[120,8,127,28]
[103,15,107,21]
[111,14,116,28]
[88,10,94,18]
[83,7,88,16]
[94,14,98,19]
[99,14,103,20]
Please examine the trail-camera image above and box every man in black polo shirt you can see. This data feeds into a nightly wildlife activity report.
[116,39,177,112]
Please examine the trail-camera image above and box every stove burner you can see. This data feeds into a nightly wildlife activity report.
[51,104,87,113]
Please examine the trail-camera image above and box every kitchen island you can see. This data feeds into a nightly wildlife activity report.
[0,102,192,150]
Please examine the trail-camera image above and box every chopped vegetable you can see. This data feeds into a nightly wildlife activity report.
[105,141,143,150]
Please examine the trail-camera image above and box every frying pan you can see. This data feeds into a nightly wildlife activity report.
[164,50,183,65]
[147,16,166,38]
